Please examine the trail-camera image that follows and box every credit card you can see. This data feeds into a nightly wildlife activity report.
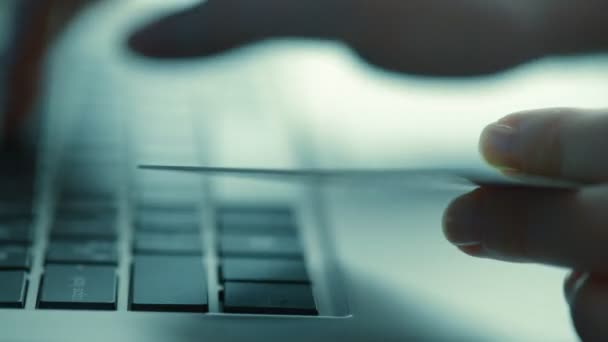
[139,165,584,190]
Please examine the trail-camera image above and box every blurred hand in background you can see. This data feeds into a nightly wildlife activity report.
[128,0,608,75]
[1,0,88,148]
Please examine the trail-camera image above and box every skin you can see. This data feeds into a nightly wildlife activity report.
[130,2,608,339]
[5,0,602,339]
[128,0,608,75]
[445,109,608,340]
[3,0,92,146]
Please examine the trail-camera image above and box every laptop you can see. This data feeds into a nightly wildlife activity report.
[2,1,606,341]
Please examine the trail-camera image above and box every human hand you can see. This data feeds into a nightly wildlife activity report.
[129,0,607,76]
[443,108,608,341]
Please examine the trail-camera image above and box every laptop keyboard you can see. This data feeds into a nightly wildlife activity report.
[0,1,358,321]
[0,141,318,316]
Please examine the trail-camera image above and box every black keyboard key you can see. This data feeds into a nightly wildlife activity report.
[59,187,116,203]
[137,184,201,199]
[218,207,296,235]
[0,148,35,174]
[47,241,117,265]
[39,264,117,310]
[0,189,34,203]
[131,255,207,312]
[136,184,201,207]
[222,258,309,283]
[137,174,199,187]
[0,246,29,269]
[0,202,33,218]
[54,201,118,219]
[58,174,118,202]
[51,219,117,240]
[0,271,27,308]
[0,173,34,194]
[134,232,202,255]
[135,210,200,233]
[61,148,121,166]
[136,200,199,212]
[58,177,117,203]
[137,195,200,211]
[0,221,32,244]
[220,235,302,258]
[219,207,294,222]
[223,282,317,315]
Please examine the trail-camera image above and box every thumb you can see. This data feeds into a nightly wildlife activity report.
[479,108,608,182]
[128,0,339,58]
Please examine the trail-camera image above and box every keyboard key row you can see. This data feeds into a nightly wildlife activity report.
[0,202,34,219]
[1,203,317,315]
[51,218,117,241]
[0,266,317,313]
[217,206,296,236]
[134,209,200,233]
[0,216,33,308]
[54,201,118,220]
[220,235,302,258]
[134,232,202,255]
[1,265,119,310]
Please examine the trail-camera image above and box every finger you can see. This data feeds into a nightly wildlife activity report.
[564,271,585,305]
[479,108,608,183]
[128,0,340,58]
[442,185,608,271]
[568,273,608,341]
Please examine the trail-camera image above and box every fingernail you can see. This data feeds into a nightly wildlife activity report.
[565,271,583,293]
[443,192,482,246]
[565,272,589,306]
[458,244,486,256]
[480,123,519,169]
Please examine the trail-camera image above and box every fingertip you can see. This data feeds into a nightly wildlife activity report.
[479,122,520,170]
[127,26,153,56]
[126,5,210,59]
[564,271,585,305]
[481,108,591,179]
[569,274,608,341]
[442,190,482,246]
[127,17,179,58]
